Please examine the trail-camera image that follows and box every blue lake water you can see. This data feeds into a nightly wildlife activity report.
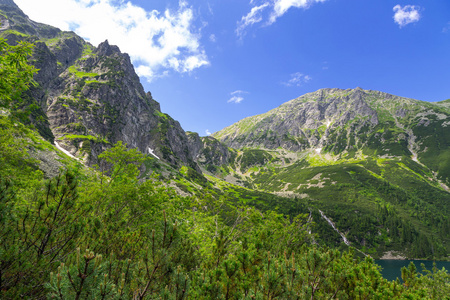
[375,259,450,281]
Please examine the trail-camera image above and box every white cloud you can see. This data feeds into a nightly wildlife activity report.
[283,72,311,87]
[236,2,270,38]
[393,5,421,28]
[15,0,209,81]
[205,129,211,136]
[270,0,326,24]
[209,34,216,42]
[227,90,248,104]
[237,0,326,37]
[228,96,244,104]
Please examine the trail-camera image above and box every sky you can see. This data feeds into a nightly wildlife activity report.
[13,0,450,136]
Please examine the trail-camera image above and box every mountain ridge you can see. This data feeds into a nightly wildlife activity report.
[213,87,450,182]
[0,0,201,171]
[1,0,450,259]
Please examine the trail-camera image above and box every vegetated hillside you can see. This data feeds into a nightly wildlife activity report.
[2,1,450,298]
[2,0,450,260]
[0,0,198,170]
[212,88,450,258]
[2,103,449,299]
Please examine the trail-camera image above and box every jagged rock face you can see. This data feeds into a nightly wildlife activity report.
[215,88,407,151]
[42,39,197,168]
[187,132,232,169]
[213,88,381,151]
[199,136,232,166]
[0,1,199,169]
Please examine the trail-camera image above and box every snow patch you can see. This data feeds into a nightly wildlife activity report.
[315,147,322,154]
[55,141,80,161]
[148,147,160,160]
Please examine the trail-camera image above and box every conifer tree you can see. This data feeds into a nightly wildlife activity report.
[0,37,37,108]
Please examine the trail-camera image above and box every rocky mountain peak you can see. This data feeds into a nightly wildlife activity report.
[212,87,447,154]
[96,40,121,56]
[0,3,202,171]
[0,0,18,8]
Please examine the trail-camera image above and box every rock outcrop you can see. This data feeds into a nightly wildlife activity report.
[187,132,233,171]
[213,88,380,151]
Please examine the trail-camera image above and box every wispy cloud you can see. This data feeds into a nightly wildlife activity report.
[231,90,248,95]
[228,96,245,104]
[270,0,327,24]
[283,72,311,87]
[236,3,270,38]
[393,5,421,28]
[227,90,248,104]
[15,0,209,81]
[205,129,212,136]
[443,22,450,33]
[237,0,327,38]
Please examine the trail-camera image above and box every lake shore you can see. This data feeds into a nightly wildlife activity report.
[380,251,406,260]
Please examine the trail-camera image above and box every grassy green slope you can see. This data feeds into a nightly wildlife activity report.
[211,146,450,259]
[210,89,450,258]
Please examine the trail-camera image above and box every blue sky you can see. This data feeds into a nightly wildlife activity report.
[14,0,450,136]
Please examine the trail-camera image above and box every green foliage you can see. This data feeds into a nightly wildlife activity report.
[0,140,449,298]
[0,37,38,107]
[181,166,207,185]
[97,141,144,180]
[68,65,100,78]
[417,263,450,299]
[46,249,122,299]
[64,133,109,144]
[0,115,52,180]
[0,176,21,295]
[240,149,272,172]
[231,153,450,259]
[0,52,449,297]
[0,169,90,297]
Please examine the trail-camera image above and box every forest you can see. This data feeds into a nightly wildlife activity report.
[1,34,450,299]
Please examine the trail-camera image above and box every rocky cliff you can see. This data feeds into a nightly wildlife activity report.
[0,0,198,169]
[213,88,384,151]
[187,132,234,172]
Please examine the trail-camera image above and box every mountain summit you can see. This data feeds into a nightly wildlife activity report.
[0,0,199,170]
[213,87,450,180]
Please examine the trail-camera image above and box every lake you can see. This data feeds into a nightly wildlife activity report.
[375,259,450,281]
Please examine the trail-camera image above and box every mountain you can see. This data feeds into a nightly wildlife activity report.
[212,88,450,257]
[1,0,450,259]
[213,88,450,183]
[0,0,198,170]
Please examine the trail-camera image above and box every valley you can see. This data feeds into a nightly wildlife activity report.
[1,0,450,298]
[1,0,449,260]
